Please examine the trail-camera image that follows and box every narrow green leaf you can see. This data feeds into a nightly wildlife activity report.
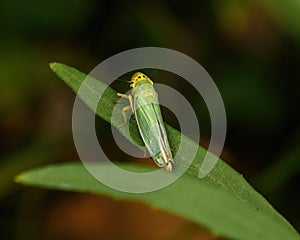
[16,162,299,240]
[17,62,299,239]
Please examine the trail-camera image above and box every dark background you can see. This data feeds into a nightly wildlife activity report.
[0,0,299,239]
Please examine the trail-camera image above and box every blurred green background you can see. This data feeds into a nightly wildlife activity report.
[0,0,299,239]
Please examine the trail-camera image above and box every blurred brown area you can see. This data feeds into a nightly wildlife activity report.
[42,194,217,240]
[13,190,220,240]
[0,0,300,239]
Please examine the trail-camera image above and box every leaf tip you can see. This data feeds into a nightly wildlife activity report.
[49,62,66,73]
[14,170,32,185]
[14,173,24,184]
[49,62,58,71]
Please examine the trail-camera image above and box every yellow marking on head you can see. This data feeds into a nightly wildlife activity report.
[130,72,153,88]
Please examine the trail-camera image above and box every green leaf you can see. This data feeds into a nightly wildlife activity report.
[16,162,299,240]
[16,62,299,240]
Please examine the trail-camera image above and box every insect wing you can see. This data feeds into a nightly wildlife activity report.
[134,89,171,167]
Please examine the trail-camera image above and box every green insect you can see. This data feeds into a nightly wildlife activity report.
[117,72,174,171]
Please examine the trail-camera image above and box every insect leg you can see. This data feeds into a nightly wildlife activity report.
[116,93,134,129]
[117,93,134,111]
[117,105,132,128]
[143,147,149,157]
[117,93,127,98]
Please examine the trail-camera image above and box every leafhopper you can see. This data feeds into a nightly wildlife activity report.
[117,72,174,171]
